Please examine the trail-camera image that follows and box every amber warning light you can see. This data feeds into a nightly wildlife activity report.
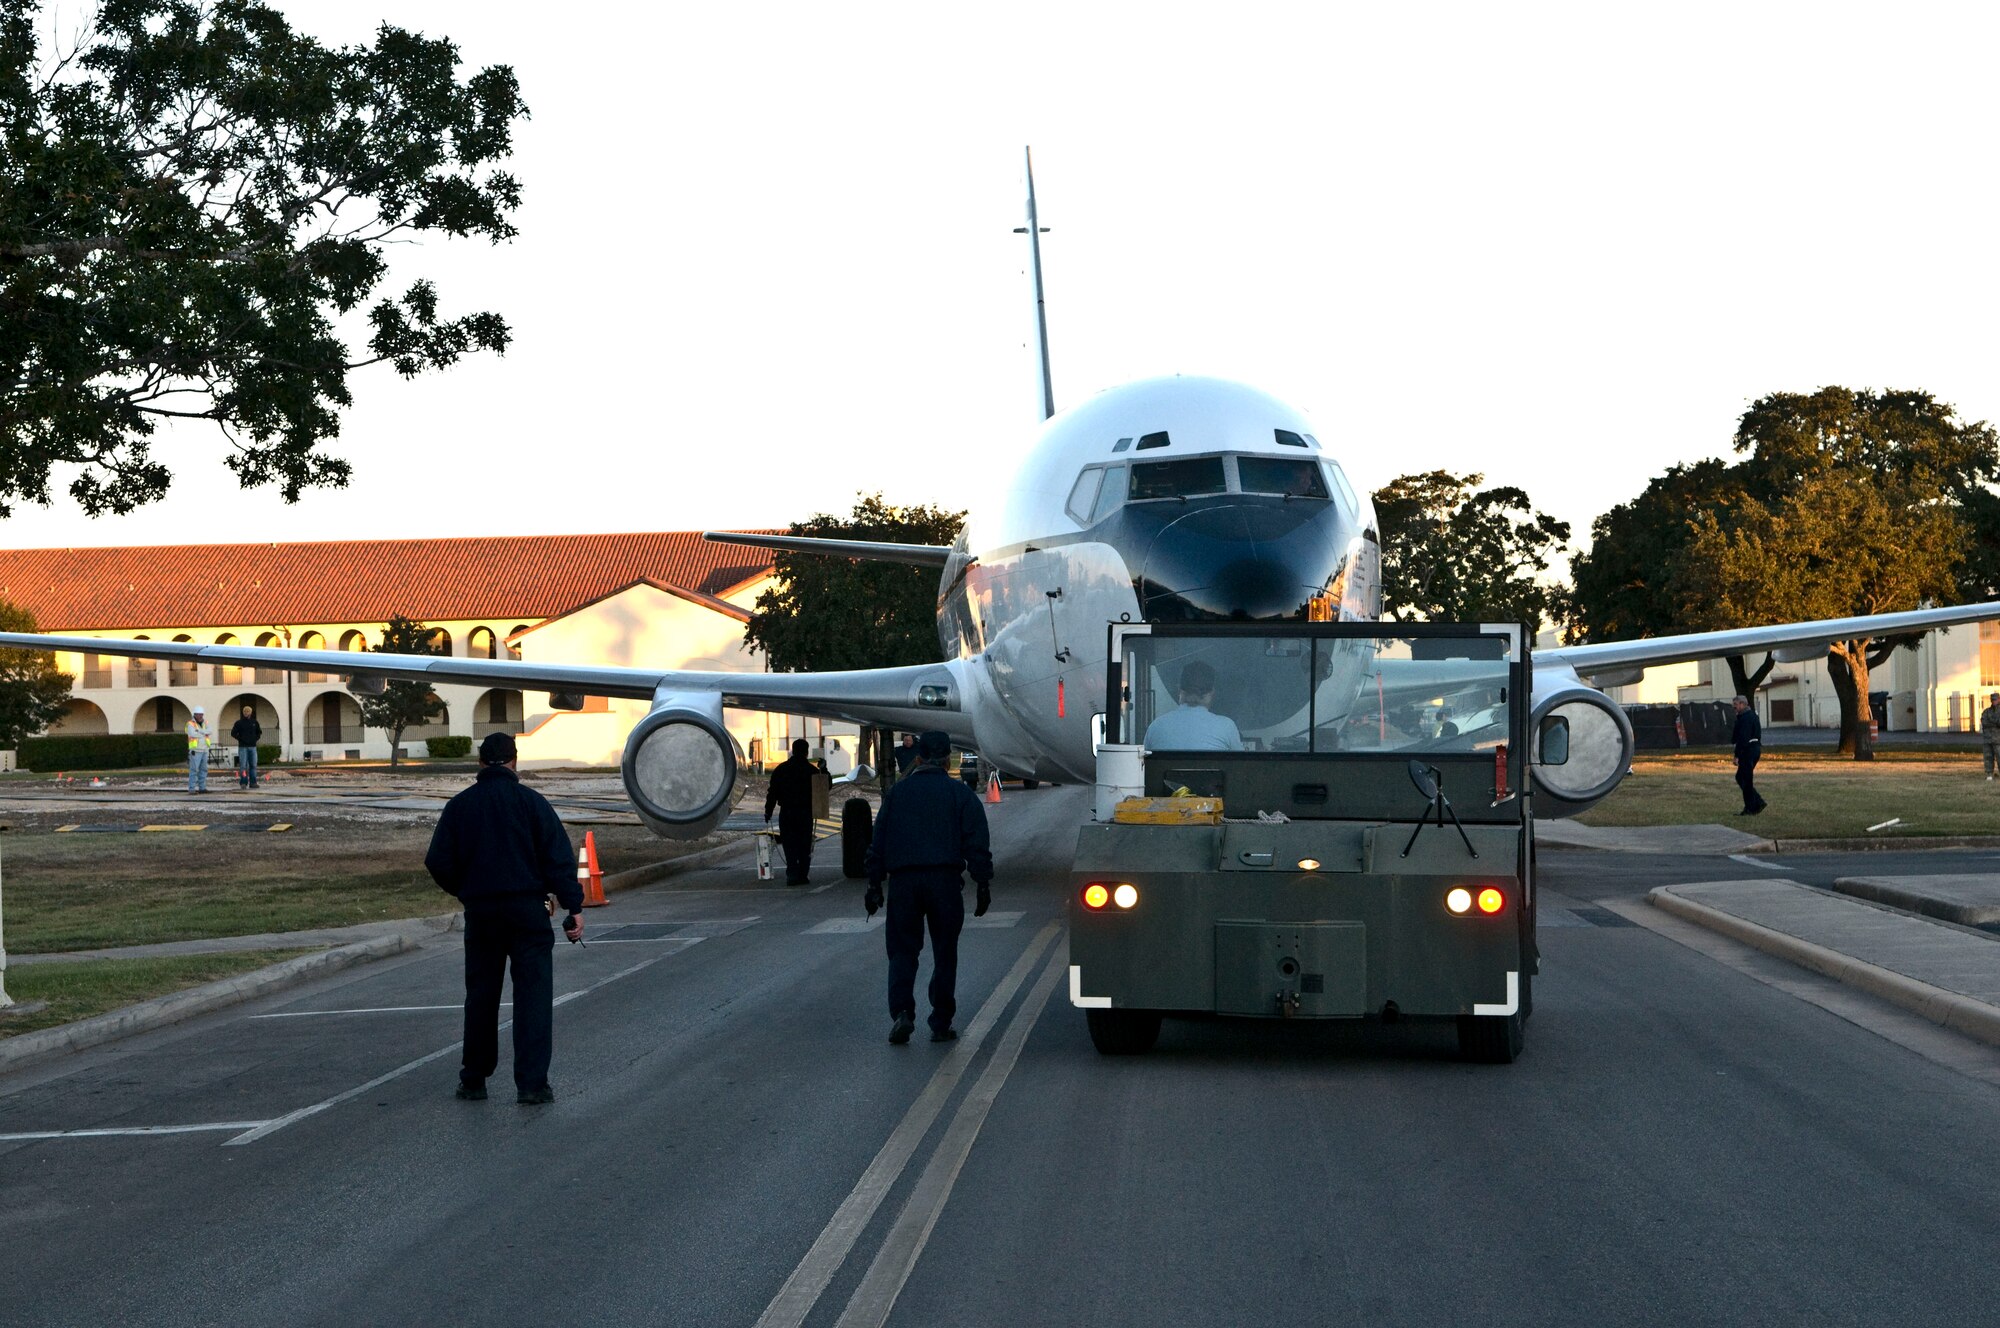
[1082,883,1110,910]
[1477,887,1505,915]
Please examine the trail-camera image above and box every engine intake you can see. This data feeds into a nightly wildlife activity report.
[621,706,740,839]
[1529,682,1634,817]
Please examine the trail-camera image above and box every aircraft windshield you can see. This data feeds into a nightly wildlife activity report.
[1130,457,1227,501]
[1122,632,1514,754]
[1236,457,1328,499]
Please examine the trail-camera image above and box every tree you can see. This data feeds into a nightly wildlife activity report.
[359,615,446,767]
[1371,470,1571,628]
[1673,471,1966,760]
[744,494,965,672]
[0,0,527,517]
[1565,460,1775,698]
[0,600,71,747]
[744,494,965,785]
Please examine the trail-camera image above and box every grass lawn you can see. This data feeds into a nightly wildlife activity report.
[0,818,729,954]
[0,949,319,1036]
[1577,749,2000,839]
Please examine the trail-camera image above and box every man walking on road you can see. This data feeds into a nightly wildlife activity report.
[425,732,582,1104]
[230,704,262,790]
[1981,693,2000,781]
[864,730,993,1045]
[1732,695,1767,816]
[765,738,819,885]
[184,705,213,793]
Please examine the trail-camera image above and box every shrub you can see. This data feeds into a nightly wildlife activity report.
[258,744,280,765]
[19,732,189,771]
[425,735,472,759]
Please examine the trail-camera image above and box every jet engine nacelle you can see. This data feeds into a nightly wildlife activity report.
[621,700,741,840]
[1528,678,1635,818]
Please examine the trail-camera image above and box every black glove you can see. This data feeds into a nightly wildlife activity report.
[865,885,883,917]
[974,883,991,918]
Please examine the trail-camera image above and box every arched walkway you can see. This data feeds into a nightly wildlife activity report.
[212,633,241,686]
[473,688,524,738]
[468,626,497,660]
[168,635,197,686]
[134,695,190,734]
[404,697,451,741]
[49,698,109,736]
[129,636,157,688]
[253,632,282,684]
[298,631,329,682]
[221,693,281,742]
[304,691,363,748]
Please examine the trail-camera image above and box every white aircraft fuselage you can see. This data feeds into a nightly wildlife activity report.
[930,374,1381,784]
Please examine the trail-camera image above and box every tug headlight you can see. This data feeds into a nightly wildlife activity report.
[1112,883,1139,910]
[1446,888,1473,915]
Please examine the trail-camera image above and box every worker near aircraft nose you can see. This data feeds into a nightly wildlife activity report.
[1732,695,1767,816]
[426,732,582,1105]
[864,730,993,1045]
[1142,659,1243,751]
[765,738,819,885]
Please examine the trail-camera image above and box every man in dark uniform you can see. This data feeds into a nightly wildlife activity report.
[893,733,918,775]
[426,732,582,1104]
[864,730,993,1044]
[1732,695,1767,816]
[765,738,819,885]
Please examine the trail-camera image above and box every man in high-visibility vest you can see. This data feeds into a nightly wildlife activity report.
[185,705,215,794]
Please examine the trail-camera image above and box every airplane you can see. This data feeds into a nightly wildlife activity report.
[7,149,2000,839]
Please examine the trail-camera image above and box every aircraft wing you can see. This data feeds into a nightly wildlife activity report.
[1538,600,2000,684]
[702,531,954,568]
[0,632,972,738]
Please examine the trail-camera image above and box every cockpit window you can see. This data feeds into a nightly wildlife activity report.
[1135,431,1171,451]
[1324,461,1358,512]
[1237,457,1328,499]
[1274,429,1308,448]
[1130,457,1226,501]
[1065,469,1105,524]
[1093,464,1129,519]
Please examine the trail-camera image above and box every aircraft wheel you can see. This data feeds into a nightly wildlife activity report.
[841,798,873,879]
[1086,1009,1162,1055]
[1456,1010,1524,1064]
[1022,778,1041,790]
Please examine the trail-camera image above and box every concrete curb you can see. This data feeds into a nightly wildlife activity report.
[0,931,423,1077]
[1762,835,2000,853]
[1829,877,2000,927]
[1647,885,2000,1049]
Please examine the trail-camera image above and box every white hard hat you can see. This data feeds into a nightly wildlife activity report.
[192,705,205,713]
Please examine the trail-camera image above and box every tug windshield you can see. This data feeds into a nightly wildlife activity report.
[1122,631,1515,754]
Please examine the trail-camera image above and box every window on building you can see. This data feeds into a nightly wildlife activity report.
[468,627,496,660]
[212,634,241,685]
[253,632,282,684]
[1983,622,2000,687]
[298,631,328,682]
[153,696,176,732]
[1770,699,1796,723]
[167,634,197,686]
[128,637,156,688]
[81,653,111,688]
[508,627,530,660]
[339,629,367,653]
[426,628,452,656]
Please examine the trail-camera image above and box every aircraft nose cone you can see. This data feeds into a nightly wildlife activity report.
[1138,502,1351,621]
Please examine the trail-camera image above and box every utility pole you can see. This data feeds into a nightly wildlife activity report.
[273,625,295,763]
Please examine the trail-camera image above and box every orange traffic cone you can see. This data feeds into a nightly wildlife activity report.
[579,831,608,907]
[984,774,1002,805]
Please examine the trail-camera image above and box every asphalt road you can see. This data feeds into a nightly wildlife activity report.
[4,789,2000,1326]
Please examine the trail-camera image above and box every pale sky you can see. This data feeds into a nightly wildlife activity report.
[10,1,2000,554]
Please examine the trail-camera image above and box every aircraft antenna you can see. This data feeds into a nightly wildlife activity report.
[1014,146,1055,421]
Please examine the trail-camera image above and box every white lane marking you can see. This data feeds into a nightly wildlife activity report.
[224,953,671,1146]
[808,880,842,895]
[1473,970,1519,1017]
[753,921,1061,1328]
[253,1004,502,1019]
[0,1121,270,1143]
[1728,854,1794,872]
[807,917,884,934]
[834,947,1066,1328]
[964,911,1024,929]
[1068,965,1111,1009]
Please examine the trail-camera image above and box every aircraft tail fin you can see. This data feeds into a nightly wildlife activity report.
[1013,146,1055,421]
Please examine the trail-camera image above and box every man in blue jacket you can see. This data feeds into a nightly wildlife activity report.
[864,731,994,1044]
[1732,695,1767,816]
[426,732,582,1103]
